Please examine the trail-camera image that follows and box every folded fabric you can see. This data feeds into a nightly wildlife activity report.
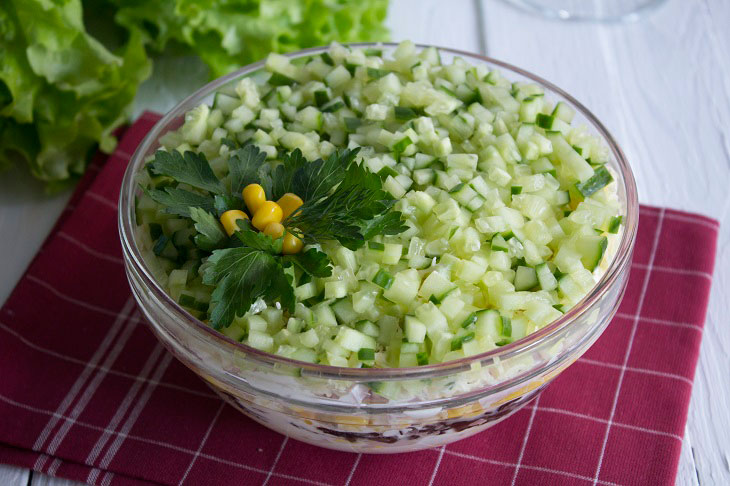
[0,113,720,486]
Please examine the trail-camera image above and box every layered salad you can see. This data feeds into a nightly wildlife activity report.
[133,41,623,450]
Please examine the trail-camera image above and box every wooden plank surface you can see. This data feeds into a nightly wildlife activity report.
[0,0,727,484]
[480,1,730,484]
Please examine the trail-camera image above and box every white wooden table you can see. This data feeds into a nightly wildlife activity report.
[1,0,727,484]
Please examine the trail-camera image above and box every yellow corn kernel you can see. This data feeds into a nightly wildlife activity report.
[277,193,304,220]
[242,183,266,214]
[282,232,303,254]
[445,402,483,419]
[251,201,283,230]
[220,210,249,236]
[334,414,370,426]
[263,221,285,239]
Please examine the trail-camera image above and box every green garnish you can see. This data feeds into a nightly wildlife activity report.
[143,145,405,328]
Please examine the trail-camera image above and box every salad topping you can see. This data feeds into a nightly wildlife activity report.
[135,41,622,368]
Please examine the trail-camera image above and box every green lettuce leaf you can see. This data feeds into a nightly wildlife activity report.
[0,0,389,184]
[0,0,151,182]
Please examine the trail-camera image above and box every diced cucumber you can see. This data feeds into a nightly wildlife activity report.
[575,166,614,197]
[608,215,623,234]
[475,309,501,338]
[405,316,427,343]
[548,133,594,182]
[514,266,538,291]
[355,320,380,338]
[575,235,608,271]
[536,263,558,291]
[491,234,509,252]
[372,269,394,289]
[335,326,377,352]
[141,42,623,371]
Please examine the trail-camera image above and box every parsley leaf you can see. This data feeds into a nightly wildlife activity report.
[203,247,292,329]
[286,159,405,249]
[291,148,359,201]
[148,150,223,194]
[142,186,216,217]
[189,207,227,251]
[270,270,296,314]
[283,247,332,278]
[272,149,307,200]
[229,144,268,195]
[361,211,410,240]
[141,144,405,324]
[213,194,244,216]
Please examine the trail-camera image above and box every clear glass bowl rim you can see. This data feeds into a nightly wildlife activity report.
[119,41,639,381]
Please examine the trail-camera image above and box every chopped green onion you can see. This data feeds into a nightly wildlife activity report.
[511,186,522,195]
[416,352,429,366]
[358,348,375,360]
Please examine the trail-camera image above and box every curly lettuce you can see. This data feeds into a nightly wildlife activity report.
[0,0,151,183]
[0,0,389,185]
[108,0,389,78]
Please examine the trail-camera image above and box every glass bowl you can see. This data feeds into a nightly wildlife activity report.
[119,43,638,453]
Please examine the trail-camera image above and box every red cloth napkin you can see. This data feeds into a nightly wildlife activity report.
[0,113,720,486]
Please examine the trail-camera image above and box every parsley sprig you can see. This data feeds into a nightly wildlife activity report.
[142,144,406,329]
